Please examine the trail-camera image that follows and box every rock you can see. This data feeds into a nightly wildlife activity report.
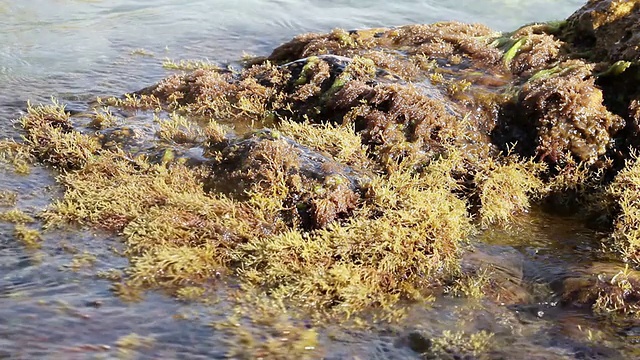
[205,129,367,229]
[406,330,433,353]
[563,0,640,62]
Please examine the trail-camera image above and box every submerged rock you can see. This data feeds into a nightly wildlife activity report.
[560,262,640,317]
[461,243,530,305]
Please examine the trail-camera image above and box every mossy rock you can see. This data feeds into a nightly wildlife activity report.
[562,0,640,63]
[206,128,366,230]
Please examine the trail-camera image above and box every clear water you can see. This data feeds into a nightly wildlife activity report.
[6,1,636,359]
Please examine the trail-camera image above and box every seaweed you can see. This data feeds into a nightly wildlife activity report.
[603,153,640,267]
[11,0,640,328]
[506,60,624,165]
[473,155,547,227]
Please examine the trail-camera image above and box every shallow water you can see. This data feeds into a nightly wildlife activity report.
[5,0,639,359]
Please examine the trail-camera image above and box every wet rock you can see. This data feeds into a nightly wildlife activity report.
[504,60,624,164]
[560,262,640,316]
[406,331,433,353]
[206,129,366,229]
[563,0,640,63]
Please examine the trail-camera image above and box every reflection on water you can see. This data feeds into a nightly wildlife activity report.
[6,0,635,358]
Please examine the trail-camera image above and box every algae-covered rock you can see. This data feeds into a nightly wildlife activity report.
[563,0,640,62]
[268,23,503,72]
[560,263,640,317]
[560,1,640,158]
[491,22,567,78]
[512,60,625,164]
[206,129,365,229]
[17,94,473,318]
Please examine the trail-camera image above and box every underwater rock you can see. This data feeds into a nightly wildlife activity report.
[406,330,433,354]
[461,243,530,304]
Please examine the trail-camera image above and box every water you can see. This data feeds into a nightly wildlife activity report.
[6,1,637,359]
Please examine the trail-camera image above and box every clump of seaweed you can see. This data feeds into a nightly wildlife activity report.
[20,100,100,169]
[115,332,155,356]
[237,155,471,317]
[509,60,624,164]
[448,268,493,299]
[0,190,18,207]
[14,224,42,248]
[0,206,42,253]
[66,252,98,271]
[277,120,372,169]
[501,24,564,76]
[140,62,290,127]
[0,140,33,174]
[0,208,35,224]
[45,150,259,291]
[134,25,513,174]
[206,129,363,230]
[219,292,321,359]
[473,155,547,227]
[424,330,495,360]
[85,106,120,130]
[156,113,209,145]
[162,58,221,71]
[543,157,607,212]
[554,1,640,167]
